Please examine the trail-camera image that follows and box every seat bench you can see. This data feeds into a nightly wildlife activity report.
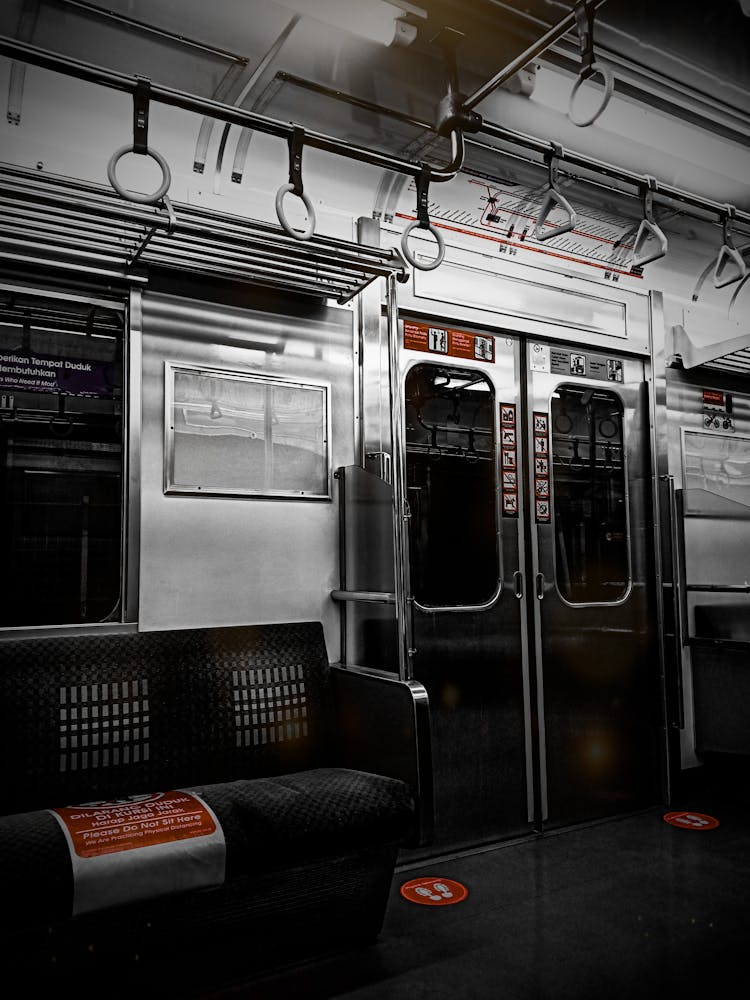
[0,622,431,989]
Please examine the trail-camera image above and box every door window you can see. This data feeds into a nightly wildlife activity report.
[550,386,629,604]
[405,363,499,607]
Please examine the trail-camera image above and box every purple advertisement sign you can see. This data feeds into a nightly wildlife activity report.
[0,351,115,398]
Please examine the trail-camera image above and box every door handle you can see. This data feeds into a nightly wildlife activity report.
[513,571,523,599]
[535,572,545,601]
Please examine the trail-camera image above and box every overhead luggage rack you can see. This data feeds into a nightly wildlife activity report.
[0,163,409,303]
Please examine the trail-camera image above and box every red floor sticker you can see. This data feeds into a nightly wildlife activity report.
[663,811,720,830]
[400,877,468,906]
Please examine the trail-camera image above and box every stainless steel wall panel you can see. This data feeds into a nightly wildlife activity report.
[388,243,651,356]
[137,291,354,657]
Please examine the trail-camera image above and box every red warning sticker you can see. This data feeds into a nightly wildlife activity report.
[50,790,226,916]
[403,320,495,364]
[663,811,720,831]
[53,790,217,857]
[400,877,469,906]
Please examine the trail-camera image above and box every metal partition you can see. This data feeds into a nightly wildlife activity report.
[333,464,397,673]
[137,290,355,655]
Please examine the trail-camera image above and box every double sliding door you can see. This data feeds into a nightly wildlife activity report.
[401,320,660,854]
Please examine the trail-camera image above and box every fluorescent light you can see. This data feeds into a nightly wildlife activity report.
[275,0,424,46]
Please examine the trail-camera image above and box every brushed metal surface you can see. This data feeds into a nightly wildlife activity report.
[398,326,533,852]
[391,244,651,356]
[528,349,660,828]
[137,290,354,658]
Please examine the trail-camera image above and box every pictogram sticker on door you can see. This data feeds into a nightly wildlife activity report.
[500,403,518,516]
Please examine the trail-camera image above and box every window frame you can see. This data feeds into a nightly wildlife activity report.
[404,360,503,613]
[164,362,332,501]
[549,383,633,608]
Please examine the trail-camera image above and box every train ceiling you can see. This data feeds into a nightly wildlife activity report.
[1,0,750,221]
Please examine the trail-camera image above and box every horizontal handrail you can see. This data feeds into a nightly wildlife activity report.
[331,590,396,604]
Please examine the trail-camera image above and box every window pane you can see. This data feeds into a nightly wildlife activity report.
[683,430,750,508]
[405,363,498,607]
[0,293,123,626]
[551,386,628,604]
[168,367,329,498]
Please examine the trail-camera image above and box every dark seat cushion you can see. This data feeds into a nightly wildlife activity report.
[0,768,413,926]
[209,768,414,874]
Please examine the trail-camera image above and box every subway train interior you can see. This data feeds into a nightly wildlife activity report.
[1,1,750,996]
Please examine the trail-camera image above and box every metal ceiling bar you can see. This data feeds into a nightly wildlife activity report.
[2,27,747,235]
[270,72,750,236]
[0,249,148,282]
[0,35,463,181]
[144,239,359,291]
[139,250,364,300]
[51,0,248,64]
[0,220,137,257]
[1,233,126,264]
[0,176,175,228]
[485,0,750,144]
[146,234,376,284]
[0,201,132,238]
[478,120,750,229]
[462,0,610,111]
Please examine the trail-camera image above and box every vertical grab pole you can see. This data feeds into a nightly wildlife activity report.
[386,272,414,681]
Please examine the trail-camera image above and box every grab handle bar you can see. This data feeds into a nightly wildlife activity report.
[664,476,685,729]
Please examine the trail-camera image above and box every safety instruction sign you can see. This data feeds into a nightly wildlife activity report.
[529,344,624,383]
[533,411,551,523]
[404,320,495,363]
[51,790,226,915]
[500,402,518,517]
[663,811,719,831]
[400,877,468,906]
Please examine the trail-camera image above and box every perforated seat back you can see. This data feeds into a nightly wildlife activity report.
[0,622,332,814]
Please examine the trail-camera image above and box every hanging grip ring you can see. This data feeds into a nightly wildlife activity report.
[568,1,614,127]
[401,164,445,271]
[275,125,316,241]
[107,77,172,205]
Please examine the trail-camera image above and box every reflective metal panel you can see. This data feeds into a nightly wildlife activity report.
[138,291,354,657]
[528,350,660,827]
[665,366,750,760]
[393,246,651,356]
[336,465,397,672]
[399,324,533,856]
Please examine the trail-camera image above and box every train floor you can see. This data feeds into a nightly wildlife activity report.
[202,757,750,999]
